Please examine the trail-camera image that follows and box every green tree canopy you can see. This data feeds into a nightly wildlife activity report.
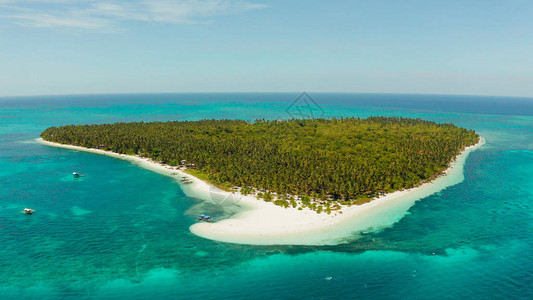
[41,117,479,203]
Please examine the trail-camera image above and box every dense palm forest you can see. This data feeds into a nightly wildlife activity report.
[41,117,479,207]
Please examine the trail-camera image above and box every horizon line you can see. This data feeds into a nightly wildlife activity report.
[2,91,533,101]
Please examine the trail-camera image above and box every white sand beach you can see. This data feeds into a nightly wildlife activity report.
[39,137,485,246]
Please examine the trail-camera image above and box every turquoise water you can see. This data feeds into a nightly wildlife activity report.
[0,93,532,299]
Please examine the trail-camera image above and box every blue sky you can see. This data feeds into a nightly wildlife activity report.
[1,0,533,97]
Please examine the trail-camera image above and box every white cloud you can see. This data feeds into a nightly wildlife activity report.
[7,13,110,29]
[0,0,266,30]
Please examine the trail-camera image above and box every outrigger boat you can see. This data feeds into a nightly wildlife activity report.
[196,214,213,222]
[180,176,193,184]
[22,208,35,214]
[72,172,86,178]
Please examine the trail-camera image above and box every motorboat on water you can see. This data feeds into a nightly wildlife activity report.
[22,208,35,214]
[72,172,85,178]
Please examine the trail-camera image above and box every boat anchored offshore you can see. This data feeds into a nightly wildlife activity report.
[22,208,35,214]
[197,214,213,222]
[72,172,86,178]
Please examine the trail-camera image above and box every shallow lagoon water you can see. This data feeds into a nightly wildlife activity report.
[0,93,532,299]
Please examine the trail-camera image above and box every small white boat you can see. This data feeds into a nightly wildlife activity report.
[73,172,85,178]
[22,208,35,214]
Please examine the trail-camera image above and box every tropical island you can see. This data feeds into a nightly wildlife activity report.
[40,117,482,245]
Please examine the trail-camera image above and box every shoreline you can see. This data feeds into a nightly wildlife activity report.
[38,137,485,245]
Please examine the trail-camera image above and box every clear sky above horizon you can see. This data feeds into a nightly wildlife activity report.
[1,0,533,98]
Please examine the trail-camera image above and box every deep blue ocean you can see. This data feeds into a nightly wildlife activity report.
[0,93,532,299]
